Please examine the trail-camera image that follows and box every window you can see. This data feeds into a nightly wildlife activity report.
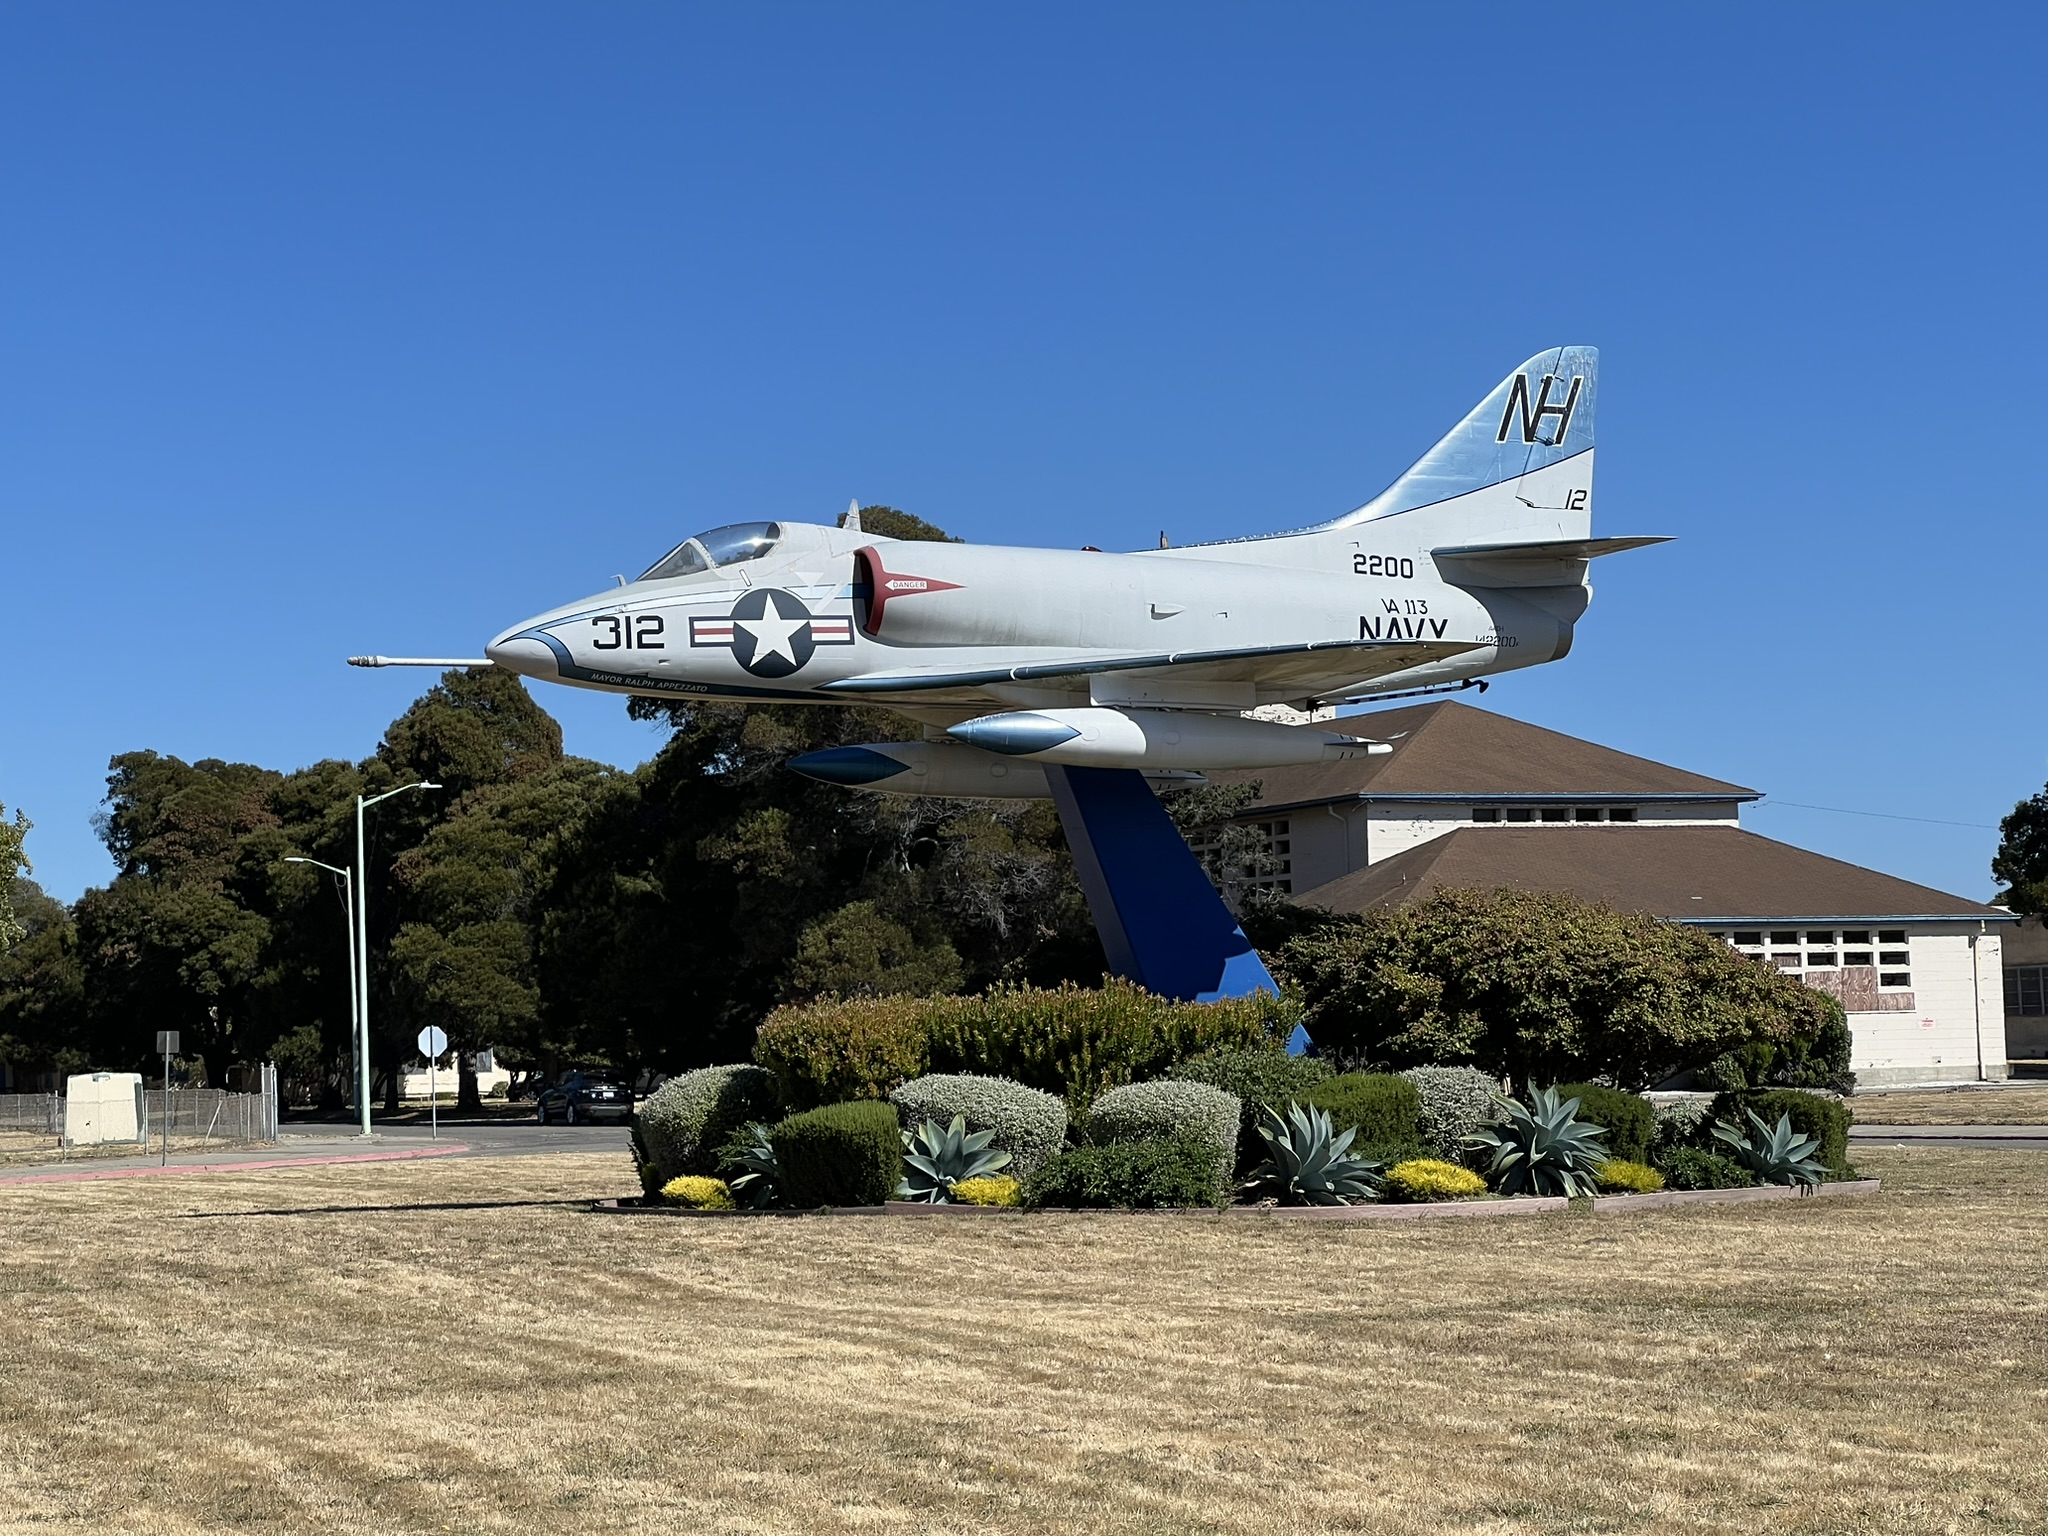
[1881,973,1912,988]
[1540,808,1569,823]
[2007,965,2048,1016]
[1472,808,1500,823]
[1878,929,1907,945]
[1879,950,1909,966]
[1807,951,1838,968]
[1841,930,1871,945]
[1575,807,1602,821]
[1186,818,1293,898]
[1733,931,1763,946]
[1844,950,1874,966]
[1805,930,1834,944]
[1506,808,1534,823]
[640,521,782,580]
[1770,952,1801,969]
[1770,930,1798,945]
[1609,807,1637,822]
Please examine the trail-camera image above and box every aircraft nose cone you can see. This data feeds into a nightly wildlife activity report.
[486,629,560,680]
[947,712,1080,757]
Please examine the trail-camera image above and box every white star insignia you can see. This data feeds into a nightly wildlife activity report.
[736,606,808,664]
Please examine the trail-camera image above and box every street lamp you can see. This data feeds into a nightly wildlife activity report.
[283,857,358,1119]
[354,782,441,1137]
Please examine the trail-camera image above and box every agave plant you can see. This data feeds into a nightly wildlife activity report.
[722,1121,783,1210]
[1711,1108,1827,1187]
[896,1114,1012,1203]
[1464,1086,1609,1197]
[1249,1102,1384,1205]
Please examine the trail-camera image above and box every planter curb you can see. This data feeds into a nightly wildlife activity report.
[1592,1178,1880,1214]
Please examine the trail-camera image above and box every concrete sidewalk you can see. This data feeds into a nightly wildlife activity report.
[0,1140,470,1185]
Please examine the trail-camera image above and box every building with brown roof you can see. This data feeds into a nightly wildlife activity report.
[1205,702,2014,1086]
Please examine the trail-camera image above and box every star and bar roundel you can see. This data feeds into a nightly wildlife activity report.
[689,588,855,678]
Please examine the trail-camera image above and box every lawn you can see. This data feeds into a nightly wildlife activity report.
[0,1148,2040,1535]
[1851,1084,2048,1125]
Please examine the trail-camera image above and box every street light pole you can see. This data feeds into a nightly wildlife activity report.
[283,857,356,1120]
[353,782,441,1139]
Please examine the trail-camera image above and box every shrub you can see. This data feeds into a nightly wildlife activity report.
[1711,1108,1828,1187]
[1399,1066,1503,1159]
[1087,1079,1239,1196]
[1248,1103,1384,1205]
[1650,1094,1714,1149]
[755,998,932,1111]
[661,1176,734,1210]
[896,1115,1011,1203]
[1555,1084,1654,1164]
[1169,1048,1334,1175]
[637,1064,783,1181]
[1303,1073,1422,1148]
[758,979,1293,1112]
[1383,1158,1488,1202]
[1023,1136,1226,1209]
[1274,888,1853,1089]
[1708,1088,1850,1175]
[888,1073,1068,1180]
[951,1176,1021,1208]
[714,1121,782,1209]
[771,1100,903,1207]
[628,1121,663,1200]
[1594,1158,1666,1194]
[1657,1146,1756,1191]
[1466,1086,1610,1198]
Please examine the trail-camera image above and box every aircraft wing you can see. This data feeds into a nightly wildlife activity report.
[817,636,1478,696]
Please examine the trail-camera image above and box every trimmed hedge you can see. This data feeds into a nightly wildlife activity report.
[1555,1083,1655,1165]
[1658,1146,1756,1191]
[1086,1080,1239,1197]
[638,1064,782,1181]
[1169,1048,1334,1175]
[1708,1088,1851,1175]
[1302,1073,1422,1148]
[1398,1066,1502,1160]
[757,979,1293,1111]
[1023,1136,1226,1209]
[888,1073,1068,1180]
[772,1100,903,1207]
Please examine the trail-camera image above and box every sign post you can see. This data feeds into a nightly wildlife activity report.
[418,1027,448,1141]
[154,1030,179,1165]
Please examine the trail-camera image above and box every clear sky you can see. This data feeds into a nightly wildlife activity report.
[3,4,2042,904]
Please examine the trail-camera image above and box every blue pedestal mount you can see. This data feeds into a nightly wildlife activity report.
[1043,765,1279,1005]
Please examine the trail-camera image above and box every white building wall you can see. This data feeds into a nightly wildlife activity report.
[1832,927,2007,1087]
[1359,800,1743,868]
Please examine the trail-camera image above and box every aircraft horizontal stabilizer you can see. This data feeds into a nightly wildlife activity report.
[1430,536,1670,561]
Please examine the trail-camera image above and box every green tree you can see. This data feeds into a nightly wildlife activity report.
[0,803,29,952]
[0,878,87,1076]
[1992,785,2048,915]
[785,899,965,1000]
[1272,888,1848,1090]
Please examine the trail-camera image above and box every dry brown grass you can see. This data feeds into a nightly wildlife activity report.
[1851,1084,2048,1125]
[0,1147,2041,1535]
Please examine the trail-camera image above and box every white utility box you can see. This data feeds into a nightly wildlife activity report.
[65,1072,145,1146]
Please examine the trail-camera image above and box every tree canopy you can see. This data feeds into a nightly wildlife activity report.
[1993,784,2048,916]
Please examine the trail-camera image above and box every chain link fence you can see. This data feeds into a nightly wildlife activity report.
[0,1094,63,1137]
[0,1068,279,1157]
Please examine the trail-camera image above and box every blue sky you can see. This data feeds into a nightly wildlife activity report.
[3,4,2042,903]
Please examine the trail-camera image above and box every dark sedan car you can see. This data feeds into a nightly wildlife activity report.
[533,1072,634,1125]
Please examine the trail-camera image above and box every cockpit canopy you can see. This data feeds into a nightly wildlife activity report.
[639,521,783,582]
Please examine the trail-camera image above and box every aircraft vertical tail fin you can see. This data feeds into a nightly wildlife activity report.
[1342,345,1598,542]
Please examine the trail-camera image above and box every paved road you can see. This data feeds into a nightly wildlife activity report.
[283,1120,634,1159]
[1850,1124,2048,1151]
[0,1119,634,1183]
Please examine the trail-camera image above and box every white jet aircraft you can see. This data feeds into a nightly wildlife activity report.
[353,346,1662,797]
